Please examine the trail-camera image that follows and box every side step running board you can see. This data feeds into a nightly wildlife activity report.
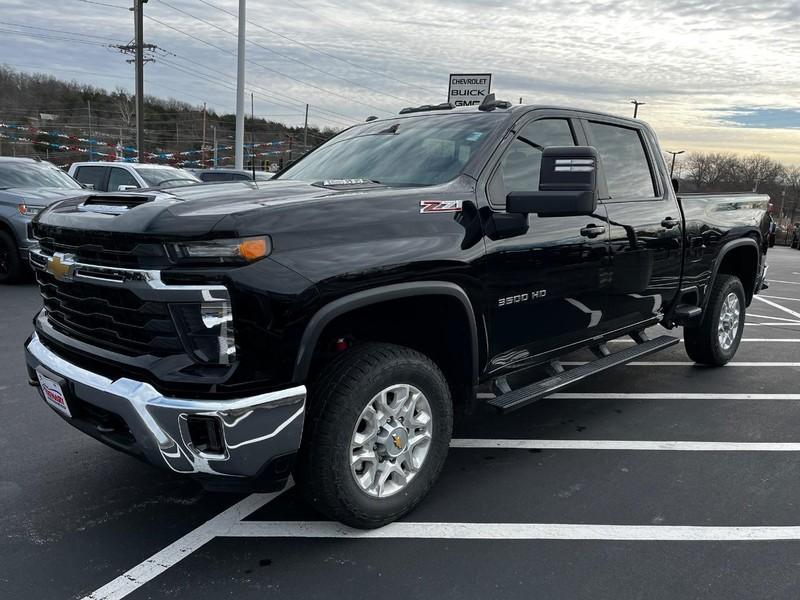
[487,335,679,412]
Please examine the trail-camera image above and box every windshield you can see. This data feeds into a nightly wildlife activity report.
[278,113,505,186]
[134,166,200,187]
[0,162,82,190]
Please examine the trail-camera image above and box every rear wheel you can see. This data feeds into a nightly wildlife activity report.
[0,231,23,285]
[296,342,453,529]
[684,274,745,366]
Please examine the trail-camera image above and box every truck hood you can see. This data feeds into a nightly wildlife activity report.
[2,187,91,205]
[34,179,424,239]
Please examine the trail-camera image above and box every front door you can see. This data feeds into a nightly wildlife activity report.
[481,115,611,376]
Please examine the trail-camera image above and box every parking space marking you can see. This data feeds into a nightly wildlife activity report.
[761,295,800,303]
[223,521,800,541]
[82,488,289,600]
[746,313,800,322]
[475,392,800,400]
[450,439,800,451]
[559,361,800,367]
[747,322,800,326]
[754,295,800,320]
[608,338,800,343]
[768,280,800,286]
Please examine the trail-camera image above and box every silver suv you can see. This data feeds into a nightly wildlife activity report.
[0,158,88,283]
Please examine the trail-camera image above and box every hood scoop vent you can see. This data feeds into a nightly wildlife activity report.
[78,194,155,215]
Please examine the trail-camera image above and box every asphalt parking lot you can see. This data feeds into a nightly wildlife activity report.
[2,246,800,600]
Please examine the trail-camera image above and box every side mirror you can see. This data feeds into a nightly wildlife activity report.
[506,146,598,217]
[82,183,95,190]
[117,184,138,191]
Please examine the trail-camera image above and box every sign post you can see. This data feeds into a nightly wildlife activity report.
[447,74,492,107]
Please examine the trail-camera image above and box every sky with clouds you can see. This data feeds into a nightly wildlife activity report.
[2,0,799,163]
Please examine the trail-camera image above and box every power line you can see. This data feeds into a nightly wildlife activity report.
[144,12,392,116]
[74,0,128,8]
[0,28,120,47]
[195,0,440,97]
[155,0,414,105]
[0,21,124,42]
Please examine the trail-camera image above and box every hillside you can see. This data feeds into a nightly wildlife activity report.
[0,66,339,168]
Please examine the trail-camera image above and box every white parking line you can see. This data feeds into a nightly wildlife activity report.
[761,295,800,303]
[559,361,800,367]
[747,322,800,327]
[769,279,800,286]
[476,392,800,400]
[608,338,800,343]
[224,521,800,541]
[754,295,800,320]
[82,487,289,600]
[450,439,800,451]
[746,313,800,322]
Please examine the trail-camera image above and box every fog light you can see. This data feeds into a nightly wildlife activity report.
[171,300,236,365]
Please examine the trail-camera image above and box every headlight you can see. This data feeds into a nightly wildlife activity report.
[172,236,271,264]
[171,299,236,365]
[18,204,44,217]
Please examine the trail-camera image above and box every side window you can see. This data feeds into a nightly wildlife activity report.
[587,122,657,199]
[108,167,139,191]
[491,119,576,206]
[74,166,106,191]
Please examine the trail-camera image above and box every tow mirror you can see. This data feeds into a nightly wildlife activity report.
[506,146,599,217]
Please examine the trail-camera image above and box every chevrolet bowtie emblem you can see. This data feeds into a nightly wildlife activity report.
[392,434,403,449]
[46,253,75,282]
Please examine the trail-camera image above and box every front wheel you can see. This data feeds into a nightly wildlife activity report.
[684,274,745,366]
[296,343,453,529]
[0,231,24,285]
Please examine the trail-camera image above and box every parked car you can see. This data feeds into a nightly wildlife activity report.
[68,162,200,192]
[0,157,89,283]
[187,168,273,182]
[25,100,770,528]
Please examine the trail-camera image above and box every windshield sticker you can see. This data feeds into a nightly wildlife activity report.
[420,200,463,214]
[465,132,484,142]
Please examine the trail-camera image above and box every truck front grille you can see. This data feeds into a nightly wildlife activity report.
[33,224,167,268]
[37,270,183,357]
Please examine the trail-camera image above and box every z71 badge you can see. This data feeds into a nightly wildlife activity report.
[419,200,463,214]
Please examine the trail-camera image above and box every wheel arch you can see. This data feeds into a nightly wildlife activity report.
[706,237,760,308]
[293,281,481,387]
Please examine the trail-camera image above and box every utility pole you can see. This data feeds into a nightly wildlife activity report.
[234,0,246,169]
[779,189,786,224]
[134,0,148,162]
[303,104,309,155]
[251,92,256,179]
[115,2,156,162]
[201,102,207,167]
[212,126,218,167]
[667,150,685,178]
[631,99,645,118]
[87,100,93,161]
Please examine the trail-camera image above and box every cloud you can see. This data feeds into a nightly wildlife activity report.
[1,0,799,162]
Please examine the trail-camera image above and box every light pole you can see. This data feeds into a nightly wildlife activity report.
[667,150,685,178]
[631,99,645,118]
[234,0,246,169]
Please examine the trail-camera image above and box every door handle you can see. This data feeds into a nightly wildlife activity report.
[661,217,679,229]
[580,225,606,238]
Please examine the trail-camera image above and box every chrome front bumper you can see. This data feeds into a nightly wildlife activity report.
[25,333,306,482]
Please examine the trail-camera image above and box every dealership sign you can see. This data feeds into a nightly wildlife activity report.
[448,74,492,107]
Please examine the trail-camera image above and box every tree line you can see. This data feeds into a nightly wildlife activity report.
[671,152,800,225]
[0,66,340,166]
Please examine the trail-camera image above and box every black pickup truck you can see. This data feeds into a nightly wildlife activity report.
[24,99,770,528]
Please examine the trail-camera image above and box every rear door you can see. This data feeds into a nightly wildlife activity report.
[481,113,611,375]
[583,118,683,329]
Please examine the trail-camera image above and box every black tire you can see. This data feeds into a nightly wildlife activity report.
[296,342,453,529]
[0,230,23,285]
[684,274,745,366]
